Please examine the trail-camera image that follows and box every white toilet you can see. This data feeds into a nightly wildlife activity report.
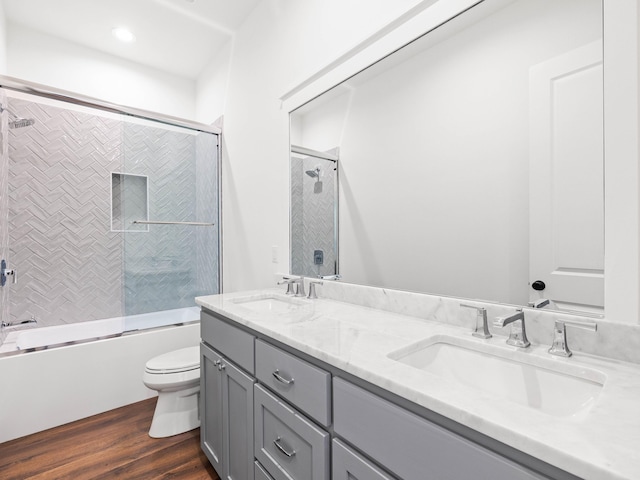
[143,346,201,438]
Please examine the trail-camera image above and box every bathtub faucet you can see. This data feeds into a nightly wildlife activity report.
[1,316,37,330]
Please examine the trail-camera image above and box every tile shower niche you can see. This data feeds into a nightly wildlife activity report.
[111,172,149,232]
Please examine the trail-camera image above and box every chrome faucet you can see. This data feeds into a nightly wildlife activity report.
[307,280,323,299]
[293,276,306,298]
[1,315,37,330]
[493,309,530,348]
[278,276,307,297]
[549,321,571,357]
[460,304,492,339]
[548,319,597,357]
[277,277,296,295]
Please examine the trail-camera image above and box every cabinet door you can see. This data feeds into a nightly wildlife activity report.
[254,384,329,480]
[201,343,224,475]
[221,357,255,480]
[332,439,397,480]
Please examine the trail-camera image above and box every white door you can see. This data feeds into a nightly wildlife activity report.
[529,41,604,314]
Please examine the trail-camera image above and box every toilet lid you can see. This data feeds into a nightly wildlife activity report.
[145,346,200,373]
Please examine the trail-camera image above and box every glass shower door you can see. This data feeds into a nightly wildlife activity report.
[0,89,9,338]
[120,120,220,320]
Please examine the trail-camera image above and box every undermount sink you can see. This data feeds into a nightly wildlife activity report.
[231,294,307,314]
[388,335,605,418]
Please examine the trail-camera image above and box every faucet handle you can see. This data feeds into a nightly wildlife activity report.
[460,304,492,339]
[294,276,306,298]
[549,321,571,357]
[548,319,597,357]
[277,277,296,295]
[307,280,323,299]
[1,259,17,286]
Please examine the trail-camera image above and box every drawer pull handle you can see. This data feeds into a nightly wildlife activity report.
[272,369,295,385]
[273,436,296,458]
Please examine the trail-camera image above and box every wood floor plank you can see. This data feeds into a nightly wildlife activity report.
[0,398,219,480]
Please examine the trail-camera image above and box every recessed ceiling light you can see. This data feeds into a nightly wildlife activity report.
[112,27,136,43]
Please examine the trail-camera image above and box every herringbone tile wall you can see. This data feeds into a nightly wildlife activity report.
[4,97,219,327]
[291,152,337,278]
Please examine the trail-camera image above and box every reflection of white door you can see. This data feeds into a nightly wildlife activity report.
[529,41,604,313]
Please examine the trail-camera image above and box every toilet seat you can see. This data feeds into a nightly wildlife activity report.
[145,346,199,374]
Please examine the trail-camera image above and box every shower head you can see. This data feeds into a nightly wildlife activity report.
[0,105,36,129]
[9,117,35,129]
[305,167,320,179]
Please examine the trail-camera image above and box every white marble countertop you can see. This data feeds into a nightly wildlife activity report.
[196,288,640,480]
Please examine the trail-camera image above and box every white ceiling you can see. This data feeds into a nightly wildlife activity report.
[2,0,262,79]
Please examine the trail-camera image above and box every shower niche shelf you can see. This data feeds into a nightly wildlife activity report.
[111,172,149,232]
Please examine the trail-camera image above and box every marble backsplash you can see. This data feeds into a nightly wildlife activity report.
[295,277,640,365]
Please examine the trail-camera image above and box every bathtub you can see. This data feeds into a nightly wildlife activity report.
[0,306,200,354]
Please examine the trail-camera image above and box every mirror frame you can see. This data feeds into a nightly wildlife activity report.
[281,0,640,325]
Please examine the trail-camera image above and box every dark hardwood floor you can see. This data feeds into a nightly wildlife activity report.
[0,398,219,480]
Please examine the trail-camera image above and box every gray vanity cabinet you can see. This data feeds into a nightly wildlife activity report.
[200,309,562,480]
[332,439,398,480]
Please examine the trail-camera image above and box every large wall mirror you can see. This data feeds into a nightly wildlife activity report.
[290,0,604,316]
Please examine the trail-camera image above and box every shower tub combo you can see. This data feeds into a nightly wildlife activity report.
[0,77,220,443]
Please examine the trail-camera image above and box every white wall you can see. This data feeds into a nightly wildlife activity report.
[196,39,233,124]
[6,24,196,119]
[201,0,426,292]
[0,4,7,74]
[0,324,200,443]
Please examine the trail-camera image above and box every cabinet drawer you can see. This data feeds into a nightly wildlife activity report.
[255,340,331,426]
[255,461,274,480]
[332,439,397,480]
[333,378,545,480]
[201,310,255,374]
[254,384,329,480]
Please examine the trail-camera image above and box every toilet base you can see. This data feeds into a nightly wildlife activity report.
[148,384,200,438]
